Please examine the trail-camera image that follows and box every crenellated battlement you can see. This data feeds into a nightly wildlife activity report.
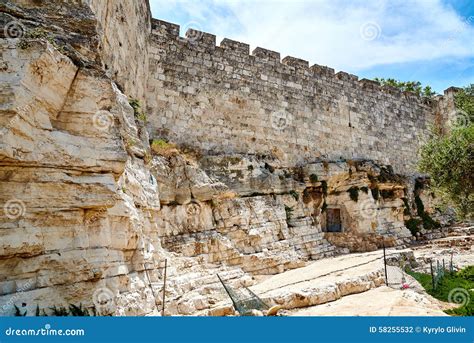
[150,19,447,105]
[147,18,455,174]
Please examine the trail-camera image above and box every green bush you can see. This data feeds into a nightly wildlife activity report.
[420,212,441,230]
[289,190,299,201]
[414,195,424,216]
[321,181,328,196]
[405,218,421,235]
[418,88,473,219]
[414,178,424,192]
[457,266,474,282]
[284,205,294,221]
[309,174,318,183]
[373,78,436,97]
[129,98,147,123]
[414,195,441,230]
[371,187,379,200]
[348,186,359,202]
[380,189,395,199]
[401,197,411,215]
[14,303,92,316]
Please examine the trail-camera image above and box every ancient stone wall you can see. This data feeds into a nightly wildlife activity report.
[0,2,456,317]
[86,0,152,104]
[146,19,449,174]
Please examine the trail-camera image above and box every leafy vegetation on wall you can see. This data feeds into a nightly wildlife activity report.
[373,78,436,97]
[418,84,474,219]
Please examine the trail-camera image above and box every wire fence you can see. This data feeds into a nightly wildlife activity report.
[143,258,168,316]
[217,274,269,315]
[383,244,457,291]
[429,256,455,290]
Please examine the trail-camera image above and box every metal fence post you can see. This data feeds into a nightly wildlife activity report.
[450,253,454,273]
[162,258,167,317]
[430,259,435,290]
[383,242,388,286]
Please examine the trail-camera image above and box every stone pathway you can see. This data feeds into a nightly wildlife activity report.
[288,286,448,316]
[206,249,403,314]
[203,234,473,316]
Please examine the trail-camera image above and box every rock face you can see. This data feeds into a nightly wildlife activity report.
[0,37,160,316]
[0,0,452,316]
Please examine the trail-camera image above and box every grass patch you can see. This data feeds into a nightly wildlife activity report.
[151,139,178,157]
[129,98,147,123]
[406,266,474,316]
[289,190,299,201]
[284,205,294,222]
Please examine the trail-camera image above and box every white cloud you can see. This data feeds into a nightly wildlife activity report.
[150,0,474,72]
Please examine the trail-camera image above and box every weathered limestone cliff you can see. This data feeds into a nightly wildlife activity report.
[0,0,451,316]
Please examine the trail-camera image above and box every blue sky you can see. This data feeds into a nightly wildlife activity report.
[150,0,474,93]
